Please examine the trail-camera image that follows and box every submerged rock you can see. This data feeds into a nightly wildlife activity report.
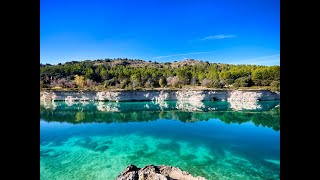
[116,164,206,180]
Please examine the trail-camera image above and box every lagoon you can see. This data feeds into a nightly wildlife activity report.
[40,100,280,179]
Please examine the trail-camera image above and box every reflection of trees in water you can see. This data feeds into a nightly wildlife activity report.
[75,111,85,122]
[41,100,279,112]
[214,107,280,131]
[40,101,280,131]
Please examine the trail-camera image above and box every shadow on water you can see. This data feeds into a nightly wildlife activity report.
[40,100,280,131]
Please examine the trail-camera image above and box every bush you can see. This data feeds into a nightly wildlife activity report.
[190,77,199,86]
[119,78,129,89]
[159,78,166,87]
[261,80,272,86]
[50,78,76,88]
[74,75,85,88]
[167,76,181,88]
[200,78,224,88]
[233,76,253,87]
[211,79,224,88]
[105,77,117,86]
[144,80,152,88]
[224,79,235,85]
[201,78,212,88]
[131,81,140,89]
[144,78,158,88]
[84,79,96,89]
[125,84,133,90]
[270,81,280,92]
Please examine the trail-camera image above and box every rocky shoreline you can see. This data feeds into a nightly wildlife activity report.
[40,90,279,102]
[117,164,206,180]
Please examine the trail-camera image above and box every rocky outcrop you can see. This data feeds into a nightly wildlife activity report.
[40,91,57,101]
[41,91,97,101]
[116,164,206,180]
[40,90,280,102]
[227,91,262,102]
[96,91,121,101]
[176,91,205,101]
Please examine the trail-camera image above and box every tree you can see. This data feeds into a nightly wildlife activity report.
[176,68,192,85]
[167,76,181,88]
[198,73,206,81]
[211,79,224,88]
[99,68,108,81]
[159,78,166,88]
[130,74,141,88]
[270,81,280,92]
[74,75,85,88]
[252,69,262,86]
[233,76,253,87]
[40,58,280,91]
[207,70,219,81]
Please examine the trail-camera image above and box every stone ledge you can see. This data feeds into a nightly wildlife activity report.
[116,164,206,180]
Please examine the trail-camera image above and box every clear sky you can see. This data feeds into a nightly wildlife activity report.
[40,0,280,65]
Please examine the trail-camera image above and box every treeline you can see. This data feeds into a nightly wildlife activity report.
[40,58,280,91]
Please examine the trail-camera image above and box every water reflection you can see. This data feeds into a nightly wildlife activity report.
[42,100,57,110]
[96,102,119,112]
[40,100,280,131]
[229,100,262,111]
[175,101,205,111]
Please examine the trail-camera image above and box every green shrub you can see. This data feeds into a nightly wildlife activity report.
[270,81,280,92]
[233,76,253,87]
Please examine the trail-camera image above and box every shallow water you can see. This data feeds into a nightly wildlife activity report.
[40,100,280,180]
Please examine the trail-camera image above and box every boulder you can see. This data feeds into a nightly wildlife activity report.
[116,164,206,180]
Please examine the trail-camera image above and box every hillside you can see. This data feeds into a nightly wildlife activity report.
[40,58,280,92]
[43,58,208,68]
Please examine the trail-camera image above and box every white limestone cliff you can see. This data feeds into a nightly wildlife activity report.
[40,90,279,102]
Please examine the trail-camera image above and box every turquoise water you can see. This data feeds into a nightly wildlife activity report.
[40,100,280,180]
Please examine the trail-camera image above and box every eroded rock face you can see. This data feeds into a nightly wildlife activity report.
[227,90,262,102]
[40,90,280,102]
[117,165,206,180]
[175,91,205,101]
[96,91,120,101]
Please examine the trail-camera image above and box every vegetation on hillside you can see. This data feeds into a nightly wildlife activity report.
[40,58,280,91]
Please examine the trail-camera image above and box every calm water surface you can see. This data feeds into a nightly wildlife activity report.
[40,100,280,180]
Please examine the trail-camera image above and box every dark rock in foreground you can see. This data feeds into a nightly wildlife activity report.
[117,164,206,180]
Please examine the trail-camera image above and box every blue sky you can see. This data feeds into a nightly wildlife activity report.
[40,0,280,65]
